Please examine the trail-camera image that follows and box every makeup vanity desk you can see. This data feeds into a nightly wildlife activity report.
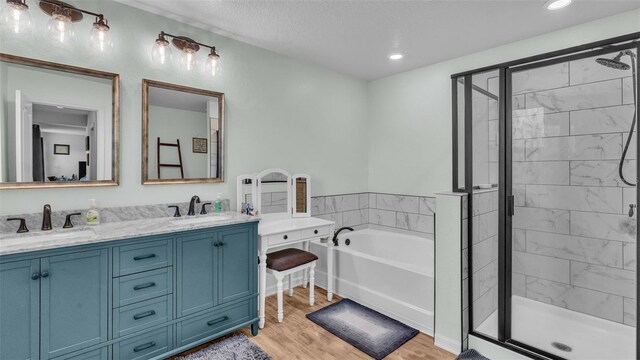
[237,168,335,329]
[257,216,335,328]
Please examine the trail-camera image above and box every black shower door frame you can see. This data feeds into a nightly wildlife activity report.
[452,32,640,360]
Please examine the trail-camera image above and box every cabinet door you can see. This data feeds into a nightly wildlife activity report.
[0,259,40,360]
[40,249,108,359]
[218,226,257,304]
[177,230,218,316]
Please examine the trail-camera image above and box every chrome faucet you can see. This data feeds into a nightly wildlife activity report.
[42,204,52,231]
[188,196,201,216]
[332,227,354,246]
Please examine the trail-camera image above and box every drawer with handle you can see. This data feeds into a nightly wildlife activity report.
[114,326,172,360]
[265,230,302,247]
[113,239,172,277]
[301,226,330,239]
[114,267,172,307]
[177,299,254,346]
[51,346,108,360]
[113,295,173,338]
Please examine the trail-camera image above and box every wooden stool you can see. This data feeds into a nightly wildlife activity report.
[266,248,318,323]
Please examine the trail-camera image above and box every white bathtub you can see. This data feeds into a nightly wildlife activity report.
[311,228,434,334]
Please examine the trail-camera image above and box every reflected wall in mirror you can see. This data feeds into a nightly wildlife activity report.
[293,174,310,217]
[256,169,291,215]
[142,79,224,184]
[0,54,120,189]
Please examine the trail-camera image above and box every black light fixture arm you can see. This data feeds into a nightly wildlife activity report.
[37,0,107,20]
[159,31,218,53]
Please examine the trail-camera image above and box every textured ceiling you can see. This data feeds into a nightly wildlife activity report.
[118,0,640,80]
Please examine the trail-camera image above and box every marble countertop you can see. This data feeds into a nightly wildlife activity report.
[0,212,259,256]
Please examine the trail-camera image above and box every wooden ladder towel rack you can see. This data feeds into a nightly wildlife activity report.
[157,137,184,179]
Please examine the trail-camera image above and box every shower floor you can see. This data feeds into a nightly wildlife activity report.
[475,296,635,359]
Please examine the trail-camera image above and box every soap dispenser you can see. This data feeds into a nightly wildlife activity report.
[214,193,223,215]
[87,199,101,225]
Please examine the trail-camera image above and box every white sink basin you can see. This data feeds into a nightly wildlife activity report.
[1,229,96,245]
[170,216,231,226]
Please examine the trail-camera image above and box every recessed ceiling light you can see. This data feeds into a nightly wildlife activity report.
[545,0,572,10]
[56,106,64,109]
[389,53,404,60]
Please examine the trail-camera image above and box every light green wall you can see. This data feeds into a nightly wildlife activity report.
[0,0,368,215]
[368,9,640,197]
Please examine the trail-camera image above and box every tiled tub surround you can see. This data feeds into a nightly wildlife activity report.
[509,50,637,327]
[310,192,436,239]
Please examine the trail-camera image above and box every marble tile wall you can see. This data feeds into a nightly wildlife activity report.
[310,192,436,239]
[466,189,499,333]
[510,50,637,326]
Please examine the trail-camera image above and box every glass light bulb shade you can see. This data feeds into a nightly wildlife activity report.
[0,1,31,36]
[89,25,113,54]
[151,40,172,65]
[205,54,221,77]
[47,13,74,44]
[179,49,198,71]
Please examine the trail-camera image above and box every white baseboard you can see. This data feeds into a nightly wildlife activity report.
[434,334,461,355]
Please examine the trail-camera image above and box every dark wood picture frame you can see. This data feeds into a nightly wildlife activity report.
[54,144,70,155]
[192,137,208,153]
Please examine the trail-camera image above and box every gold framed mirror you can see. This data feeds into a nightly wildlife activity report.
[142,79,225,185]
[0,53,120,189]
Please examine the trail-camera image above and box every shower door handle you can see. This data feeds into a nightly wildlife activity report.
[507,195,515,216]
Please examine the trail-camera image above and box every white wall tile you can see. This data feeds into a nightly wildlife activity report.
[623,77,634,105]
[623,243,636,271]
[472,235,497,273]
[325,194,359,213]
[513,161,570,185]
[396,212,434,234]
[419,197,436,216]
[368,193,377,209]
[526,230,623,268]
[513,139,526,161]
[311,197,325,215]
[570,105,635,136]
[526,278,624,323]
[571,211,636,243]
[343,209,368,227]
[571,262,635,298]
[525,134,622,161]
[472,285,497,329]
[358,193,369,209]
[472,190,498,216]
[513,185,526,206]
[472,210,498,244]
[525,79,622,113]
[570,160,635,187]
[472,261,498,302]
[624,297,636,326]
[317,212,343,229]
[512,110,569,139]
[376,194,419,213]
[512,62,569,95]
[513,229,526,252]
[368,208,396,228]
[512,273,526,297]
[513,251,570,283]
[513,206,570,234]
[525,185,622,214]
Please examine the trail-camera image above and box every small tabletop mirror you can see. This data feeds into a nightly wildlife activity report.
[0,54,120,189]
[292,174,311,217]
[142,79,224,184]
[256,169,291,216]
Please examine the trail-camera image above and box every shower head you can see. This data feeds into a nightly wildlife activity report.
[595,51,631,70]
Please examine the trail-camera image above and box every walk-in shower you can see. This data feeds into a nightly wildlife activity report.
[453,34,639,360]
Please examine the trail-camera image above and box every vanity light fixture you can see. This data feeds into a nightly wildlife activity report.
[544,0,572,10]
[152,31,220,77]
[0,0,113,52]
[1,0,31,35]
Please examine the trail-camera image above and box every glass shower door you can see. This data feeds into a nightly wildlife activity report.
[508,46,638,359]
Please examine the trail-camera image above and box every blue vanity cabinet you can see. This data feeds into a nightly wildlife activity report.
[176,230,219,317]
[218,226,257,304]
[0,249,108,360]
[40,249,109,359]
[0,259,40,360]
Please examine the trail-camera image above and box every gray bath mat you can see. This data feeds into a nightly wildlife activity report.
[176,334,271,360]
[306,298,419,359]
[456,349,490,360]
